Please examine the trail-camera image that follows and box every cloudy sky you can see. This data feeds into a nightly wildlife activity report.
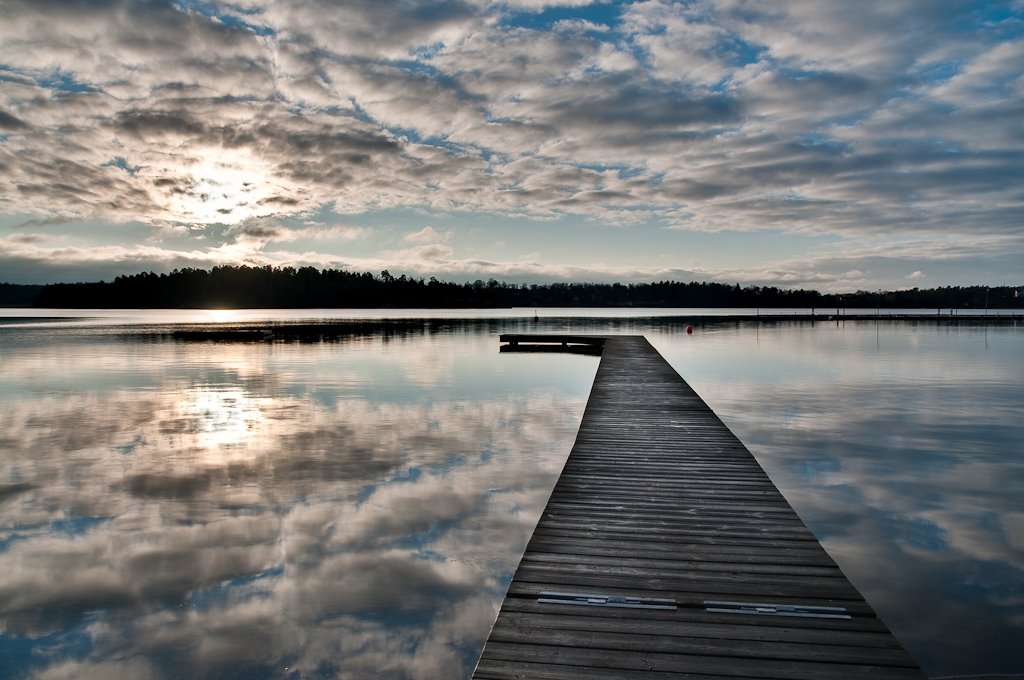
[1,0,1022,290]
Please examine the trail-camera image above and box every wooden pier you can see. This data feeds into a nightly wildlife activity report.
[473,334,924,679]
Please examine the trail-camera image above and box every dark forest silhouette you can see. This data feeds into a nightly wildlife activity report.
[0,283,42,307]
[3,266,1021,309]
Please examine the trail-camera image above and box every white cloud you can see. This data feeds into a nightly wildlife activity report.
[303,223,373,241]
[403,226,453,244]
[385,243,457,264]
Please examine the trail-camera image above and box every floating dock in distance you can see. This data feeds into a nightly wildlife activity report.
[499,334,606,356]
[474,334,925,679]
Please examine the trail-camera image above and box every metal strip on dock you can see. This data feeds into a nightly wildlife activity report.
[473,334,924,679]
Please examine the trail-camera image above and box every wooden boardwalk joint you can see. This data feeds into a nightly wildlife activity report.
[474,335,925,679]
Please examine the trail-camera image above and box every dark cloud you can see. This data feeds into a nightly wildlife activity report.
[251,122,399,157]
[114,110,207,138]
[226,220,286,240]
[256,195,301,206]
[0,109,29,129]
[544,79,742,128]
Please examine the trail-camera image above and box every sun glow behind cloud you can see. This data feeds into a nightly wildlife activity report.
[160,150,281,225]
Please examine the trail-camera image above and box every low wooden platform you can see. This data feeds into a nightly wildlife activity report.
[474,335,924,679]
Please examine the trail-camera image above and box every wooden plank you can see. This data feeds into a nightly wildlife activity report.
[486,627,920,667]
[532,519,819,542]
[475,658,761,680]
[540,503,812,525]
[513,559,851,588]
[528,527,836,554]
[542,496,797,514]
[520,551,845,578]
[503,591,876,624]
[479,642,925,680]
[524,537,839,566]
[473,335,925,679]
[506,567,865,601]
[496,598,899,635]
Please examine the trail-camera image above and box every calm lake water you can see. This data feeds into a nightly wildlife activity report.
[0,309,1021,679]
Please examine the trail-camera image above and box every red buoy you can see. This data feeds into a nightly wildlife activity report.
[686,325,693,334]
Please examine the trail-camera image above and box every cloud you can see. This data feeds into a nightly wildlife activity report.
[403,226,452,243]
[385,242,457,264]
[220,217,371,247]
[0,0,1022,288]
[225,218,290,245]
[0,109,29,130]
[303,223,372,241]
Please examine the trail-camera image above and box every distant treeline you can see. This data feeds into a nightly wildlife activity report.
[0,283,43,306]
[13,266,1024,309]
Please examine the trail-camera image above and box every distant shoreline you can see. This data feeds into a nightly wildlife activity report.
[6,267,1022,311]
[2,309,1020,343]
[3,309,1022,325]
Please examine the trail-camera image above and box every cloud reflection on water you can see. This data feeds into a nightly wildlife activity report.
[0,330,594,679]
[653,322,1024,676]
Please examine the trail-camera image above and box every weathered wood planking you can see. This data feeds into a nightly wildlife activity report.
[474,335,924,679]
